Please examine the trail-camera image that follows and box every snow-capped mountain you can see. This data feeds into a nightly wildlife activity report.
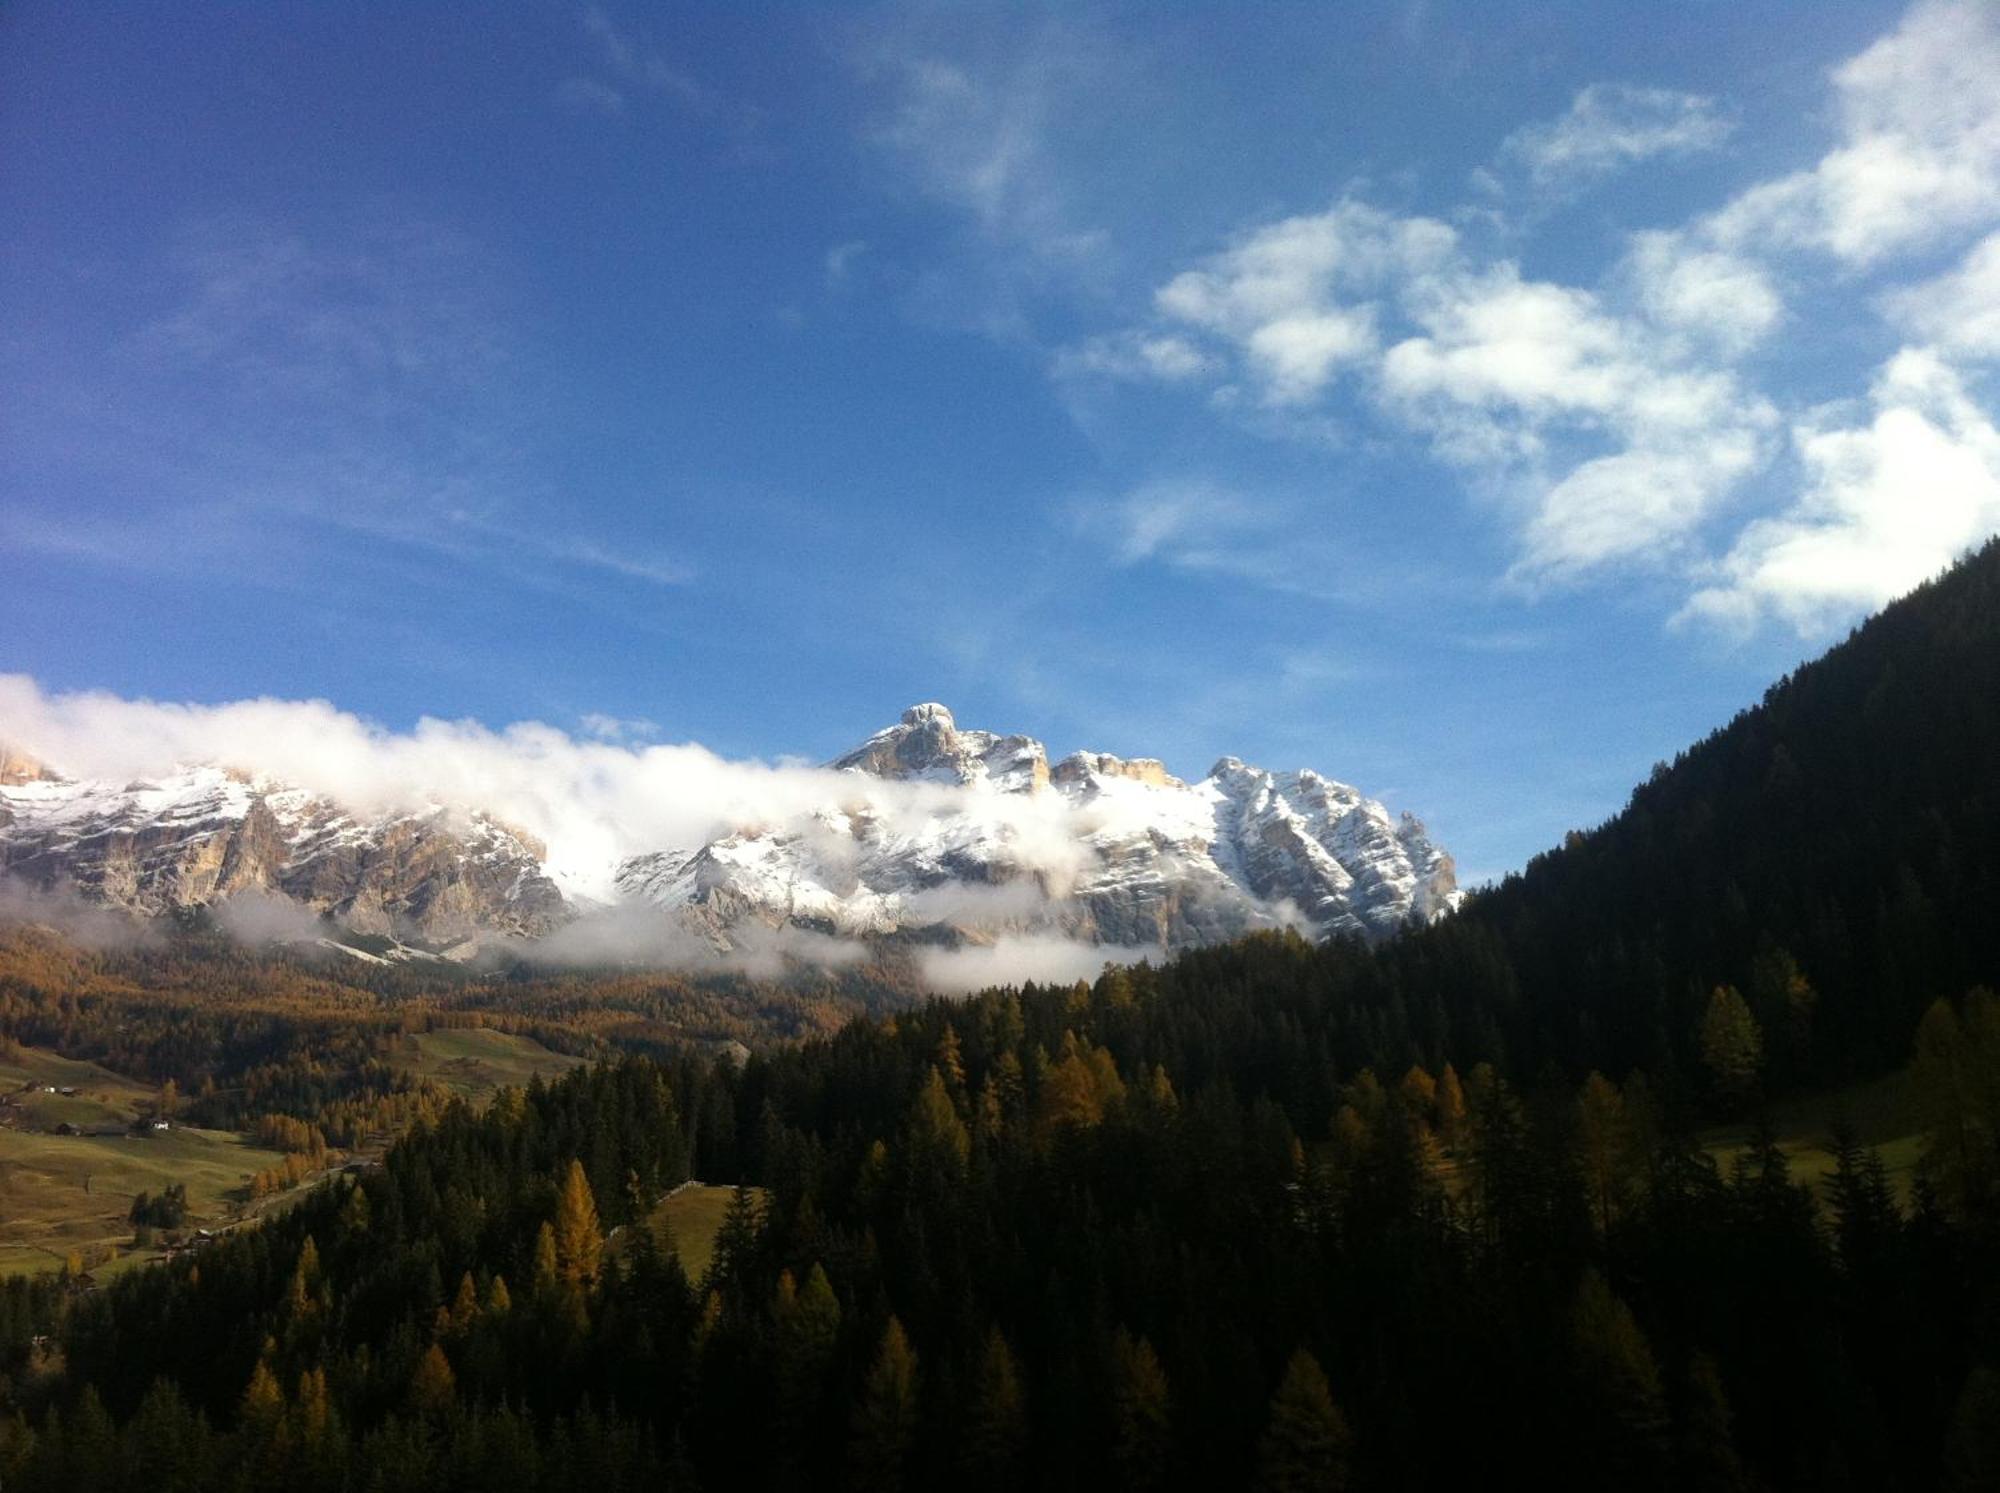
[615,703,1458,949]
[0,751,568,942]
[0,704,1459,956]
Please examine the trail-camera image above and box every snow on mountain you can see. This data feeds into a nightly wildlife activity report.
[0,761,569,941]
[0,704,1460,959]
[615,703,1459,951]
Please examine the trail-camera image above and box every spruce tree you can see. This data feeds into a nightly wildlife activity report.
[963,1324,1027,1488]
[850,1316,920,1493]
[1255,1348,1351,1493]
[1108,1329,1172,1491]
[1699,987,1764,1111]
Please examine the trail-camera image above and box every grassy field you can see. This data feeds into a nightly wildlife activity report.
[1,1045,158,1130]
[644,1184,768,1283]
[390,1027,584,1106]
[1702,1066,1926,1203]
[1,1041,294,1278]
[0,1122,289,1278]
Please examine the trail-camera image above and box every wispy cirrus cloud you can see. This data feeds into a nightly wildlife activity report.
[0,213,693,605]
[1496,83,1734,196]
[571,4,718,118]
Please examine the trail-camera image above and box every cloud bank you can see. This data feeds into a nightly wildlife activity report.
[0,675,1112,903]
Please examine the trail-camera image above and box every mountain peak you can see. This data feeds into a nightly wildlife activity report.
[828,703,1050,791]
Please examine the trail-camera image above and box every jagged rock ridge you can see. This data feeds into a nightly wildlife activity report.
[0,705,1459,955]
[0,762,568,942]
[616,703,1459,950]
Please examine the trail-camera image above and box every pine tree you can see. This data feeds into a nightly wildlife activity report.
[240,1358,286,1435]
[935,1025,967,1092]
[772,1263,843,1481]
[1434,1063,1468,1150]
[1255,1348,1351,1493]
[1577,1072,1630,1236]
[850,1316,920,1493]
[1398,1065,1437,1130]
[1677,1352,1746,1492]
[449,1271,481,1334]
[709,1183,763,1298]
[554,1158,603,1286]
[1941,1365,2000,1492]
[963,1324,1027,1487]
[1571,1270,1669,1485]
[1109,1329,1172,1491]
[411,1343,458,1419]
[908,1066,971,1171]
[532,1221,561,1298]
[238,1357,290,1485]
[1699,986,1764,1110]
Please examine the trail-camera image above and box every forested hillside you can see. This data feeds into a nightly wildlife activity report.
[1397,536,2000,1094]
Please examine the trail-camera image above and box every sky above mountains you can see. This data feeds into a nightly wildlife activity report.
[4,1,1998,885]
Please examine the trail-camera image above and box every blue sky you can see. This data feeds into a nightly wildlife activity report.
[5,0,1999,885]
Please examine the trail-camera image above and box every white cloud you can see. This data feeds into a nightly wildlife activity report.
[526,903,871,980]
[868,42,1107,270]
[1684,348,2000,631]
[578,713,660,743]
[1246,310,1378,405]
[1499,83,1734,193]
[1063,151,1793,581]
[1885,230,2000,358]
[1383,268,1627,421]
[1624,230,1782,356]
[1097,480,1269,570]
[1382,263,1776,573]
[916,933,1153,994]
[1706,1,2000,265]
[214,891,330,945]
[1053,330,1212,383]
[0,676,1164,931]
[1117,204,1781,582]
[1036,0,1994,630]
[1155,199,1456,346]
[1521,433,1764,578]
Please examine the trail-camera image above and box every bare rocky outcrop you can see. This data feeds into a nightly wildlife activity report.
[0,764,569,942]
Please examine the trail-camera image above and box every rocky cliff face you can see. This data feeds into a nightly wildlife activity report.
[0,704,1460,959]
[616,703,1459,951]
[0,764,569,942]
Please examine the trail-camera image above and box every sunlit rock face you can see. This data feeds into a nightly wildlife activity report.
[0,704,1459,959]
[0,763,568,942]
[616,704,1460,952]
